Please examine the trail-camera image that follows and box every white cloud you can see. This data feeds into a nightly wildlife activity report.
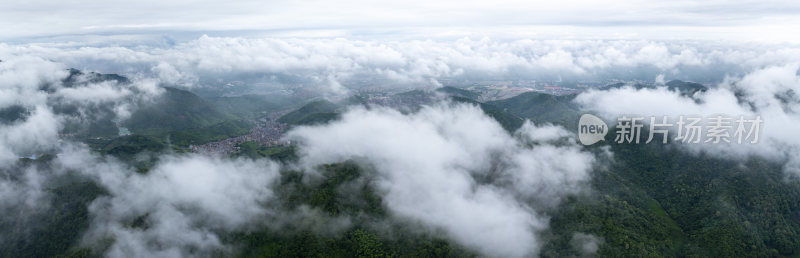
[575,64,800,174]
[0,56,66,109]
[655,74,666,85]
[56,81,132,103]
[571,232,603,256]
[0,106,61,164]
[288,103,595,257]
[54,147,282,258]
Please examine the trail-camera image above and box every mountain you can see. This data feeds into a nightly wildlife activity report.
[210,94,304,119]
[542,140,800,257]
[485,89,800,257]
[101,134,165,156]
[0,105,29,124]
[436,86,481,99]
[53,70,254,145]
[123,87,234,135]
[277,100,341,125]
[277,88,523,131]
[169,119,252,147]
[62,68,130,87]
[10,76,800,257]
[601,80,708,96]
[487,91,580,127]
[50,69,134,137]
[665,80,708,95]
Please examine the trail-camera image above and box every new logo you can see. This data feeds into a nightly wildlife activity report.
[578,114,607,145]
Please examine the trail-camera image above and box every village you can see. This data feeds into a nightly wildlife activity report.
[190,111,291,156]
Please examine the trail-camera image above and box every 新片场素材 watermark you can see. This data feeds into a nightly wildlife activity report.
[577,114,762,146]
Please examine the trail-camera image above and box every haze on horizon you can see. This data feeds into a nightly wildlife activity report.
[2,0,799,43]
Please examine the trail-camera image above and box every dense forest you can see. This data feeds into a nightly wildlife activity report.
[3,76,800,257]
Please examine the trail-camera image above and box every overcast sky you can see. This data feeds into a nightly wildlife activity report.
[2,0,800,43]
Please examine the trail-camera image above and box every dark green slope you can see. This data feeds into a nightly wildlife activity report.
[665,80,708,95]
[211,94,303,119]
[54,70,249,140]
[611,142,798,256]
[124,87,234,135]
[436,86,481,100]
[487,91,581,127]
[277,89,522,131]
[62,68,131,88]
[169,119,252,147]
[601,80,707,96]
[232,162,477,258]
[0,157,106,258]
[278,100,341,125]
[486,89,800,256]
[101,134,166,157]
[542,140,800,257]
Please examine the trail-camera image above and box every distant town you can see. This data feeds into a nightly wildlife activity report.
[191,110,292,156]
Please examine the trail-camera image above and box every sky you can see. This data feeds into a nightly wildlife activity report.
[3,0,800,43]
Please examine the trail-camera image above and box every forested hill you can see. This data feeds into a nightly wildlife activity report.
[489,88,800,256]
[9,80,800,257]
[123,87,234,135]
[276,88,524,131]
[488,91,580,127]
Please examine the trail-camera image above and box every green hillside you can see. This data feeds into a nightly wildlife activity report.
[436,86,481,99]
[666,80,708,95]
[211,94,303,119]
[123,87,234,135]
[487,91,581,127]
[277,100,341,125]
[485,90,800,256]
[169,119,253,147]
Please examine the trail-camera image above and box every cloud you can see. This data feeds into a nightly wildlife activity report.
[0,106,61,164]
[571,232,603,257]
[655,73,666,85]
[53,147,282,257]
[0,56,176,255]
[575,63,800,174]
[0,55,168,160]
[5,38,800,95]
[288,102,595,257]
[0,56,66,109]
[0,94,593,257]
[56,81,132,103]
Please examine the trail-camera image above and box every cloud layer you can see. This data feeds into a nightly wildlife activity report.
[5,37,800,97]
[289,103,595,257]
[0,53,599,256]
[54,148,282,257]
[575,63,800,174]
